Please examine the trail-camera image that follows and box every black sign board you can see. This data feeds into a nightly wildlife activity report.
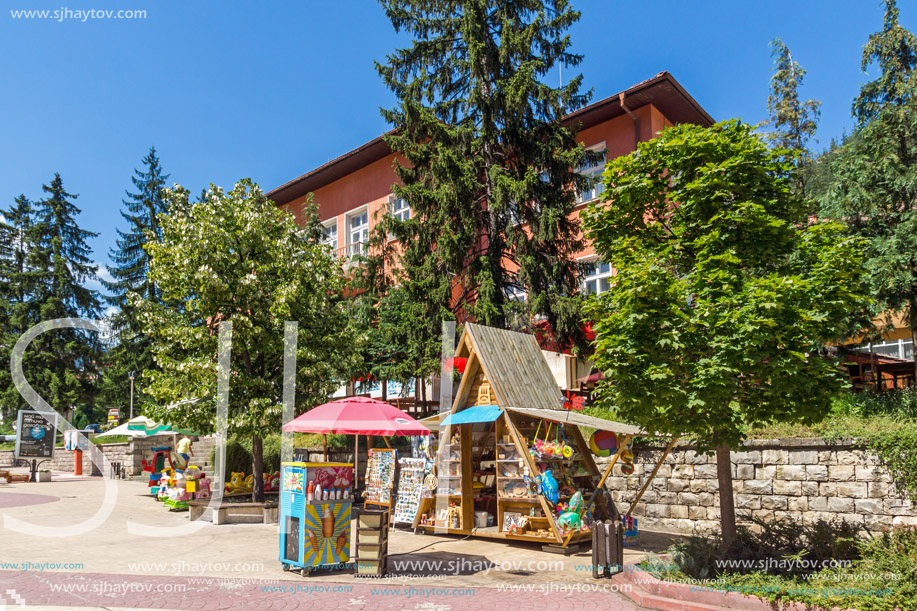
[15,410,55,459]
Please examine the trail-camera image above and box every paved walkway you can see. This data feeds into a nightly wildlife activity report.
[0,475,672,610]
[0,491,59,508]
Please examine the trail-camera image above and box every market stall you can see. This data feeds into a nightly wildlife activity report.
[412,323,673,551]
[280,396,430,575]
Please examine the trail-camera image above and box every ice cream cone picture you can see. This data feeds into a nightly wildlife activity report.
[308,531,319,553]
[321,506,335,538]
[335,530,347,554]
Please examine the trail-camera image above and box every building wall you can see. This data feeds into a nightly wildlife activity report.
[279,103,673,268]
[600,438,917,535]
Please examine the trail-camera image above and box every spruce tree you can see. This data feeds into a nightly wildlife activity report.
[371,0,595,357]
[765,37,820,183]
[0,196,35,418]
[24,174,102,420]
[97,148,170,412]
[854,0,917,125]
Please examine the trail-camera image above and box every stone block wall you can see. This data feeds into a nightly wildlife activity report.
[601,438,916,535]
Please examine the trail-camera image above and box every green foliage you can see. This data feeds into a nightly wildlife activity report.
[868,429,917,502]
[765,38,820,164]
[370,0,595,355]
[724,527,917,611]
[217,436,283,476]
[135,179,361,499]
[582,120,868,454]
[0,175,102,417]
[853,0,917,125]
[665,518,861,580]
[97,147,172,412]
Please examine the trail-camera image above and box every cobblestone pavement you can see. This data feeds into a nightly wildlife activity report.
[0,570,642,611]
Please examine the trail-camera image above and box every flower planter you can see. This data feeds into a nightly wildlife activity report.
[38,471,51,482]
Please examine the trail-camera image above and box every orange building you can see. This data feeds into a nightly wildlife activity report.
[269,71,712,279]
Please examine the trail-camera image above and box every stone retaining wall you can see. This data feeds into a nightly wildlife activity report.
[600,438,916,535]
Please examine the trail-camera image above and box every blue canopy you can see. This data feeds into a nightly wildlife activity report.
[440,404,503,426]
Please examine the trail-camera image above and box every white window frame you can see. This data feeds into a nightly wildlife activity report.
[575,143,607,205]
[580,256,613,295]
[346,207,369,257]
[390,195,410,222]
[857,338,915,361]
[321,219,338,253]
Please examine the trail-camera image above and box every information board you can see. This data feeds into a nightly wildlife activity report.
[15,410,55,459]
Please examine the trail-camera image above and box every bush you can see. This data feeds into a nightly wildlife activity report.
[212,435,283,477]
[668,517,861,579]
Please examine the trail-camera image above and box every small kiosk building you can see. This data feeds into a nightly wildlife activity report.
[413,324,671,549]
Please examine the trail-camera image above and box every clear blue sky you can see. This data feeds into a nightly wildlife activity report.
[1,0,912,293]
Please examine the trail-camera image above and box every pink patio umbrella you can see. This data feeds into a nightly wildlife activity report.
[282,396,431,469]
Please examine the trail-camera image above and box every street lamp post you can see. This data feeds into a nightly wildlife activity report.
[129,371,135,420]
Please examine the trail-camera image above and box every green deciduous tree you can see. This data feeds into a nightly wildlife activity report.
[136,180,360,502]
[372,0,595,356]
[582,121,867,542]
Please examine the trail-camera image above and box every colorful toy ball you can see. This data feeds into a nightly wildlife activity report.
[541,470,559,505]
[589,430,617,457]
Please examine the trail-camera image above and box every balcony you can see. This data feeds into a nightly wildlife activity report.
[334,241,367,262]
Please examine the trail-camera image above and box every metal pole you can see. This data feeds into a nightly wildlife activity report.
[129,372,135,420]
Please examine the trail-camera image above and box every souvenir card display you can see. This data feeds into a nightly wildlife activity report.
[364,448,397,507]
[392,458,431,524]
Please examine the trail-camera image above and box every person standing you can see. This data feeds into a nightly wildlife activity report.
[177,436,194,466]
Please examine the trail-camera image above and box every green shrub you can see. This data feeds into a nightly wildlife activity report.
[668,517,861,579]
[212,435,283,476]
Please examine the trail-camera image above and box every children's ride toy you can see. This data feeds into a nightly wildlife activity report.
[165,471,190,511]
[225,472,254,494]
[142,446,174,494]
[264,471,280,492]
[197,473,212,499]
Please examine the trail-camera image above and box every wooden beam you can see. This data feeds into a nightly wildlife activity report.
[627,436,678,516]
[504,411,563,543]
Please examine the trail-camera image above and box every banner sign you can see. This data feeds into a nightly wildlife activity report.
[15,410,55,459]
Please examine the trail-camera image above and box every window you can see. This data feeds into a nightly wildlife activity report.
[505,281,527,303]
[348,209,368,255]
[390,196,410,222]
[856,339,915,360]
[576,145,607,204]
[582,259,612,295]
[322,220,338,252]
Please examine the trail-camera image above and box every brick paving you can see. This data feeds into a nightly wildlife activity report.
[0,570,642,611]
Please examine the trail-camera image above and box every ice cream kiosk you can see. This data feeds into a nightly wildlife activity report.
[279,462,354,575]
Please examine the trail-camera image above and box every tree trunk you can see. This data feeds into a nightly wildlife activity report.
[715,443,737,544]
[252,434,264,503]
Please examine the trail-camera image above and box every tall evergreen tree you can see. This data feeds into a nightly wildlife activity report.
[97,148,170,412]
[765,37,820,178]
[821,0,917,381]
[854,0,917,125]
[0,196,35,419]
[22,174,102,419]
[370,0,595,363]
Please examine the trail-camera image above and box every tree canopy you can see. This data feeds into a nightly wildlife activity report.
[582,120,867,539]
[136,179,361,500]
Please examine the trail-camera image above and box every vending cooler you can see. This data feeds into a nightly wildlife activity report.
[279,462,354,575]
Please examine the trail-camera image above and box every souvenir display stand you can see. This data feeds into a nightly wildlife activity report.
[363,448,397,519]
[413,323,673,551]
[279,462,354,576]
[392,457,432,525]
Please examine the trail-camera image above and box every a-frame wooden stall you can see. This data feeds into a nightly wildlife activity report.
[413,323,651,548]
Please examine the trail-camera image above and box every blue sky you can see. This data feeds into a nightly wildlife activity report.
[1,0,913,294]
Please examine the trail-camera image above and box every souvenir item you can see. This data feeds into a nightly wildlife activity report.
[541,470,558,505]
[393,457,430,524]
[589,430,617,457]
